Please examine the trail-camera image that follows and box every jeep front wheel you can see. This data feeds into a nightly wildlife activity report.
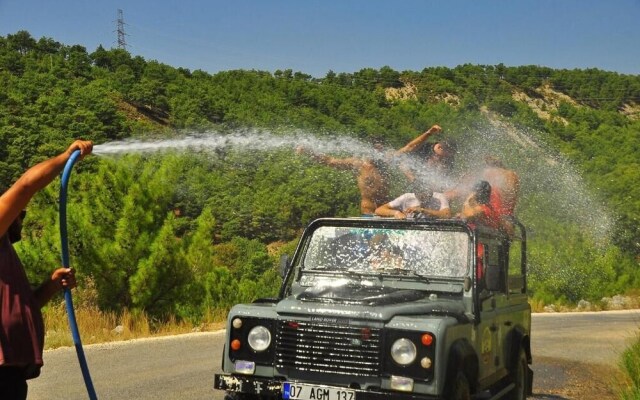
[446,371,471,400]
[505,348,528,400]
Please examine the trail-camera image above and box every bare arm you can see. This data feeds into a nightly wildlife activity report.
[460,202,484,219]
[374,203,406,219]
[0,140,93,237]
[319,155,363,170]
[296,146,362,170]
[395,124,442,155]
[394,125,441,182]
[404,205,451,218]
[424,207,451,218]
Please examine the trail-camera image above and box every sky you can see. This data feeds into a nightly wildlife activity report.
[1,0,639,78]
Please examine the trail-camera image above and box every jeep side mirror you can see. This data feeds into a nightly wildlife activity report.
[279,254,291,278]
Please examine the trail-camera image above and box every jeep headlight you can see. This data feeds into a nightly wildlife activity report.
[247,325,271,352]
[391,338,417,365]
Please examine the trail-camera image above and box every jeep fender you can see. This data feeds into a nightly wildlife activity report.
[444,339,480,394]
[504,325,533,394]
[504,326,531,367]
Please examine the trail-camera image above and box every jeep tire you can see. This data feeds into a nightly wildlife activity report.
[446,371,471,400]
[505,348,528,400]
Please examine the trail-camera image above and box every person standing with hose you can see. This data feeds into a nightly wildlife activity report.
[0,140,93,399]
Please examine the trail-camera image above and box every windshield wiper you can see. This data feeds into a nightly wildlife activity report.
[377,267,431,283]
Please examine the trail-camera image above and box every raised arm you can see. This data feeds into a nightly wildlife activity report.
[296,146,362,170]
[395,124,442,155]
[0,140,93,237]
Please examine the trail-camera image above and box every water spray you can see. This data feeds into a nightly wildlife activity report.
[92,130,459,193]
[60,149,98,400]
[93,125,612,243]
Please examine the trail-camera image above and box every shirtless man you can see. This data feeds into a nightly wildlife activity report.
[479,156,520,216]
[296,146,389,215]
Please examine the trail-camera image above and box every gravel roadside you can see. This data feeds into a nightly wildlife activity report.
[530,356,624,400]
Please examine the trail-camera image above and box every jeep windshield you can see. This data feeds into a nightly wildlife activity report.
[300,225,470,282]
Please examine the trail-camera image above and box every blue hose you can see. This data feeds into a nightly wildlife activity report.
[60,149,98,400]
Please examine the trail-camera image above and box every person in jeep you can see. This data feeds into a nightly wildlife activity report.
[458,180,515,235]
[374,189,451,219]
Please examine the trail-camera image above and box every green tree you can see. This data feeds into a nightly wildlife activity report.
[129,213,192,317]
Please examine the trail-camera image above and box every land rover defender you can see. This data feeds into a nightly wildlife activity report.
[214,217,533,400]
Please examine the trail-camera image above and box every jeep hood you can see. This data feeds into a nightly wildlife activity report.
[297,284,426,306]
[276,292,469,322]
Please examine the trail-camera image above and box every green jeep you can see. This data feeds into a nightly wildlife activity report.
[214,217,533,400]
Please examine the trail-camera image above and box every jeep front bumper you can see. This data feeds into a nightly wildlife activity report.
[214,374,440,400]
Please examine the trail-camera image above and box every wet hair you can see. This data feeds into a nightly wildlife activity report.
[473,180,491,205]
[420,140,457,171]
[437,140,457,156]
[439,140,457,170]
[415,189,434,203]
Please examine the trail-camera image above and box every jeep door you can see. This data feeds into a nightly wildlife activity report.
[489,236,530,379]
[476,241,500,383]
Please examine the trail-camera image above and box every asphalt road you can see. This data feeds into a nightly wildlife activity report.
[531,310,640,365]
[27,310,640,400]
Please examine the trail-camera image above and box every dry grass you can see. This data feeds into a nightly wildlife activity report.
[43,302,226,350]
[42,278,227,349]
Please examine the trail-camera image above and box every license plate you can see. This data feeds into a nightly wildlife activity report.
[283,382,355,400]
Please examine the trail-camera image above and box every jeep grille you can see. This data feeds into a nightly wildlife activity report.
[275,320,381,376]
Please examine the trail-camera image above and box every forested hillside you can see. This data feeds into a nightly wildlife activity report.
[2,31,639,323]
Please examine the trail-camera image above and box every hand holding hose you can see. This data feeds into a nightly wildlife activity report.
[66,140,94,160]
[52,267,77,290]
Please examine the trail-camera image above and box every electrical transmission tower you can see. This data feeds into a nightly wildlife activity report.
[116,9,127,50]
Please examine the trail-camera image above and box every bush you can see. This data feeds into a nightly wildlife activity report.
[619,336,640,399]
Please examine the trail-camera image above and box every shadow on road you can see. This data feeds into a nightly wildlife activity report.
[476,390,570,400]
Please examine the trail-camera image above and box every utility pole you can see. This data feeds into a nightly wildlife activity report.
[116,9,127,50]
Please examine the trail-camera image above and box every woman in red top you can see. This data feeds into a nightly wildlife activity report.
[459,180,505,230]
